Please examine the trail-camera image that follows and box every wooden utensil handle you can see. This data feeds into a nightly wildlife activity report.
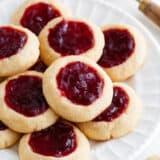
[138,0,160,27]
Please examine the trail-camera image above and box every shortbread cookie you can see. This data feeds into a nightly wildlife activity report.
[98,24,146,82]
[11,0,70,35]
[39,17,105,65]
[43,56,113,122]
[78,83,141,141]
[0,120,20,149]
[0,71,58,133]
[19,121,90,160]
[29,59,47,72]
[0,25,39,77]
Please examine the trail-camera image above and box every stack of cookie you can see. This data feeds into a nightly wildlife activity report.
[0,0,146,160]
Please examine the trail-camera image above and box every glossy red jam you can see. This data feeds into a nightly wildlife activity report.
[21,2,61,35]
[29,122,77,157]
[0,27,27,59]
[98,29,135,68]
[0,121,7,131]
[29,59,47,72]
[57,62,104,105]
[5,76,49,117]
[94,86,129,122]
[48,20,94,56]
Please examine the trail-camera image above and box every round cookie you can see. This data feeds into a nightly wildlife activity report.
[43,56,113,122]
[78,83,141,141]
[39,17,105,65]
[0,71,58,133]
[19,121,90,160]
[0,120,20,149]
[98,24,146,82]
[11,0,70,35]
[0,25,39,77]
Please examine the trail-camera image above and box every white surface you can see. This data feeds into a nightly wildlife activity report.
[0,0,160,160]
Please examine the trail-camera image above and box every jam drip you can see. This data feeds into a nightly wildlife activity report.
[21,2,61,35]
[94,86,129,122]
[0,121,7,131]
[56,62,104,106]
[29,122,77,157]
[29,59,47,72]
[98,29,135,68]
[0,27,27,59]
[48,20,94,56]
[5,75,49,117]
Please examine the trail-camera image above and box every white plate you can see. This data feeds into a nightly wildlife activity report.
[0,0,160,160]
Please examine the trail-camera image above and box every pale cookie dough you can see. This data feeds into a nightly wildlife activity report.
[0,121,20,149]
[98,24,146,82]
[78,83,141,141]
[11,0,70,35]
[0,25,39,77]
[0,71,58,133]
[39,17,105,65]
[43,56,113,122]
[19,121,90,160]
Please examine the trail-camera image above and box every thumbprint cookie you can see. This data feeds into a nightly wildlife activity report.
[43,56,113,122]
[11,0,70,35]
[0,71,58,133]
[39,17,105,65]
[98,24,146,82]
[19,121,90,160]
[0,25,39,77]
[78,83,141,141]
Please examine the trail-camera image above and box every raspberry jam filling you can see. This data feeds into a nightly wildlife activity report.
[0,27,27,59]
[29,122,77,157]
[0,121,7,131]
[21,2,61,35]
[48,20,94,56]
[5,75,49,117]
[29,59,47,72]
[94,86,129,122]
[98,29,135,68]
[56,62,104,105]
